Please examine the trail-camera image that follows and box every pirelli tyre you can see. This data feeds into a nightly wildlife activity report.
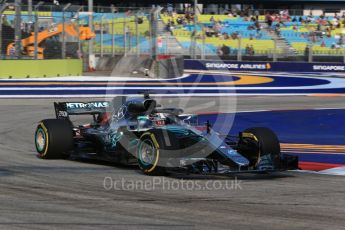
[35,119,73,159]
[137,132,166,176]
[238,127,281,169]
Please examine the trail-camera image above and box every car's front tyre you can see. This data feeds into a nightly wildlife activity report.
[137,132,166,176]
[238,127,281,169]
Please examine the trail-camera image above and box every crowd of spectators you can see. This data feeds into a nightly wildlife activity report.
[262,10,345,50]
[163,5,264,40]
[162,4,345,55]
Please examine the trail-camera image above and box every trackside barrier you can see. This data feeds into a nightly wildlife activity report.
[0,59,82,78]
[184,60,345,73]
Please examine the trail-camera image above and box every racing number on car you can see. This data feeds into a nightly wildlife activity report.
[58,111,68,118]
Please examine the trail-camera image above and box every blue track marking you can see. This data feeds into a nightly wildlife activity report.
[196,109,345,164]
[198,109,345,145]
[288,153,345,164]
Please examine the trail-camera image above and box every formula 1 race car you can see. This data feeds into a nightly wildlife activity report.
[34,94,298,176]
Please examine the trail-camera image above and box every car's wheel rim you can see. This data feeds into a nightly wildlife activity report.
[35,128,46,152]
[139,139,155,166]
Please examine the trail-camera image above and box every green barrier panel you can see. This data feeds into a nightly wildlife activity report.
[0,59,82,79]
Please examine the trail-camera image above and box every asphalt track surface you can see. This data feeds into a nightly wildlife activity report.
[0,96,345,230]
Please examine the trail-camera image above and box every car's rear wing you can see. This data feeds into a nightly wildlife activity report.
[54,101,111,120]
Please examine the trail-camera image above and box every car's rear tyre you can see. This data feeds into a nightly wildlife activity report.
[137,132,166,176]
[238,127,281,169]
[35,119,73,159]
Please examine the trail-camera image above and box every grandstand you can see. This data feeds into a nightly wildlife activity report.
[161,13,277,56]
[1,0,345,64]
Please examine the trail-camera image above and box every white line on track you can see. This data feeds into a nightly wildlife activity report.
[0,93,334,98]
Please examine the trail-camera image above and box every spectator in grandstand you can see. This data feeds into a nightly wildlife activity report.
[166,19,174,33]
[247,24,255,30]
[231,32,239,40]
[304,45,310,56]
[265,13,273,29]
[249,45,255,56]
[306,15,314,24]
[320,13,325,20]
[205,27,216,37]
[176,16,184,25]
[239,10,245,18]
[254,10,260,21]
[218,44,230,56]
[210,16,215,23]
[185,13,191,23]
[213,21,222,34]
[243,15,250,22]
[318,18,327,26]
[321,40,326,47]
[275,23,281,36]
[328,21,334,30]
[137,17,144,24]
[222,32,230,40]
[338,35,344,46]
[144,30,150,37]
[280,9,289,20]
[336,22,341,29]
[317,23,321,31]
[245,45,255,56]
[245,44,250,55]
[255,21,261,31]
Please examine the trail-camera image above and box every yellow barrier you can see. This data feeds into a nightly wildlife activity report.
[0,59,82,79]
[3,10,52,17]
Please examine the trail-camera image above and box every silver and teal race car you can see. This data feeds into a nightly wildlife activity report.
[34,94,298,176]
